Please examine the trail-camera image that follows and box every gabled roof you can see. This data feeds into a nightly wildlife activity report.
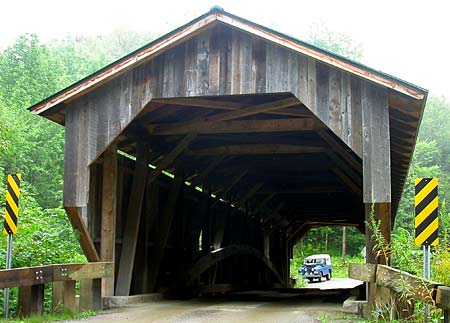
[29,7,427,115]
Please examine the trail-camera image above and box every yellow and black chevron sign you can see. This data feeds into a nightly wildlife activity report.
[3,174,22,235]
[415,178,438,246]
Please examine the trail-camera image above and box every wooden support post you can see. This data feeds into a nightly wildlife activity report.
[365,203,391,316]
[52,280,76,313]
[437,286,450,323]
[147,175,184,291]
[80,279,102,311]
[18,284,45,317]
[213,209,227,249]
[263,230,270,259]
[115,143,150,296]
[101,144,117,297]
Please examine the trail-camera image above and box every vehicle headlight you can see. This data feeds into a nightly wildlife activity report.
[313,269,318,274]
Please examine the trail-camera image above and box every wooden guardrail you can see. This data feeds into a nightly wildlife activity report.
[349,263,450,322]
[0,262,113,317]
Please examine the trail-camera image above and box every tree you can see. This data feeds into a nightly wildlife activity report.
[307,22,364,61]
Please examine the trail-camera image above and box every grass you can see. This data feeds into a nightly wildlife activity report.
[330,255,364,278]
[0,309,96,323]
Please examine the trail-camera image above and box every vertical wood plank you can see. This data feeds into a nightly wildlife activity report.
[196,30,210,96]
[80,279,102,311]
[350,76,363,157]
[287,51,299,97]
[362,83,391,203]
[252,37,266,93]
[52,281,76,313]
[307,58,317,113]
[316,63,329,122]
[18,284,44,317]
[219,26,232,95]
[208,26,220,95]
[340,73,352,146]
[230,29,241,94]
[328,68,341,135]
[266,43,288,92]
[297,55,308,105]
[184,38,198,97]
[115,143,150,296]
[240,33,253,93]
[101,144,117,296]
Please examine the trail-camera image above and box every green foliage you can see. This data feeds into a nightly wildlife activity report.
[307,22,364,61]
[0,309,95,323]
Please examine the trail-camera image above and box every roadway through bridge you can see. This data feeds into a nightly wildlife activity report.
[68,289,358,323]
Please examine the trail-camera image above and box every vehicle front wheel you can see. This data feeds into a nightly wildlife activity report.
[308,278,314,283]
[318,275,322,282]
[326,271,331,281]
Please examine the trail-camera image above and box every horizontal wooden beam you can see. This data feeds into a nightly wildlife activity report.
[186,144,326,156]
[147,118,318,135]
[0,262,113,289]
[256,186,345,195]
[348,263,377,283]
[151,97,300,135]
[151,97,311,117]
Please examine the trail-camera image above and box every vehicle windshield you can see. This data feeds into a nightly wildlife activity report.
[304,258,326,265]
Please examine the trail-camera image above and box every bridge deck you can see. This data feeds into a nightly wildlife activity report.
[72,290,354,323]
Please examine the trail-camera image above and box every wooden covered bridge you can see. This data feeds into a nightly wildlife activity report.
[29,7,426,305]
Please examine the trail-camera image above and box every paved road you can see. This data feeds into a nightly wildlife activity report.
[304,278,363,290]
[67,290,355,323]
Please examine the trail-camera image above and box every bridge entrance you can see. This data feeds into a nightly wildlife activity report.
[29,7,426,312]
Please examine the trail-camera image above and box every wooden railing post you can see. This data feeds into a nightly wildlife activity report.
[52,280,76,313]
[80,279,102,311]
[437,286,450,323]
[18,284,45,317]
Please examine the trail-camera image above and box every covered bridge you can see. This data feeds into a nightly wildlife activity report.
[29,8,427,301]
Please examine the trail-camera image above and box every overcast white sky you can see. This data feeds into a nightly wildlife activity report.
[1,0,449,98]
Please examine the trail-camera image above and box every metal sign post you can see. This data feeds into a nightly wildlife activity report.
[4,234,12,318]
[424,244,431,323]
[2,174,21,319]
[414,178,438,323]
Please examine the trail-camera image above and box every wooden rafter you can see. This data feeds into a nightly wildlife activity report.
[151,97,299,135]
[326,152,362,187]
[236,182,264,208]
[332,167,362,197]
[214,170,248,198]
[186,144,326,156]
[189,156,226,188]
[151,97,312,117]
[147,133,197,184]
[317,129,362,173]
[252,193,275,215]
[147,118,318,135]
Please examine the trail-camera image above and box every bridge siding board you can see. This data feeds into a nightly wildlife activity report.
[362,83,391,203]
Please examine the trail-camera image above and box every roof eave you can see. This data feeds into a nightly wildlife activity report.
[29,8,427,117]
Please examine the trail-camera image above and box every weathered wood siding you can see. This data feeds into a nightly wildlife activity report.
[63,23,385,208]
